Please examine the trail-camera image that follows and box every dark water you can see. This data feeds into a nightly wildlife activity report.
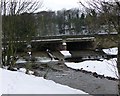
[33,62,118,95]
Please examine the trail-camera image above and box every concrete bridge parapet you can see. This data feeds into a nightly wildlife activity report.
[3,35,96,52]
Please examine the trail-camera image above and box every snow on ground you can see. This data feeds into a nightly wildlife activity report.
[16,57,59,64]
[35,57,51,63]
[0,69,2,95]
[65,47,119,79]
[1,47,118,94]
[16,58,27,64]
[60,51,71,58]
[65,58,118,79]
[0,68,87,94]
[103,47,118,55]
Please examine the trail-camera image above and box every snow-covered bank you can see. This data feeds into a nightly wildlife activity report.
[65,58,118,79]
[103,47,118,55]
[65,47,119,79]
[0,68,87,94]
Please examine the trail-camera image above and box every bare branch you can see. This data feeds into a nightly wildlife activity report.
[1,0,43,15]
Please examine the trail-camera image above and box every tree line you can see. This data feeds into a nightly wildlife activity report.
[2,8,117,38]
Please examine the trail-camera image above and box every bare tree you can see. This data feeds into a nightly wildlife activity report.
[1,0,43,15]
[79,0,120,95]
[1,0,43,69]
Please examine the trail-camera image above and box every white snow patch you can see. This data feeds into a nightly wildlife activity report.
[0,68,87,94]
[103,47,118,55]
[16,58,27,64]
[37,59,58,64]
[17,68,27,73]
[60,51,71,58]
[65,58,118,79]
[36,57,52,63]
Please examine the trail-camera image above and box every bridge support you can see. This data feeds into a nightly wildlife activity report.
[62,42,67,50]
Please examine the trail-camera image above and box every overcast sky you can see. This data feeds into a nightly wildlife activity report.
[41,0,82,11]
[39,0,120,11]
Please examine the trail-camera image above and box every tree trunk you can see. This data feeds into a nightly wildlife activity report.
[117,41,120,95]
[0,7,2,67]
[116,2,120,95]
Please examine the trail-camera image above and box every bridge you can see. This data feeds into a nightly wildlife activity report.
[3,33,118,51]
[2,33,118,62]
[30,35,95,51]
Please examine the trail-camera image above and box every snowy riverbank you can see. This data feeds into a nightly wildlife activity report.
[0,47,118,94]
[0,68,87,94]
[65,58,118,79]
[65,47,119,79]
